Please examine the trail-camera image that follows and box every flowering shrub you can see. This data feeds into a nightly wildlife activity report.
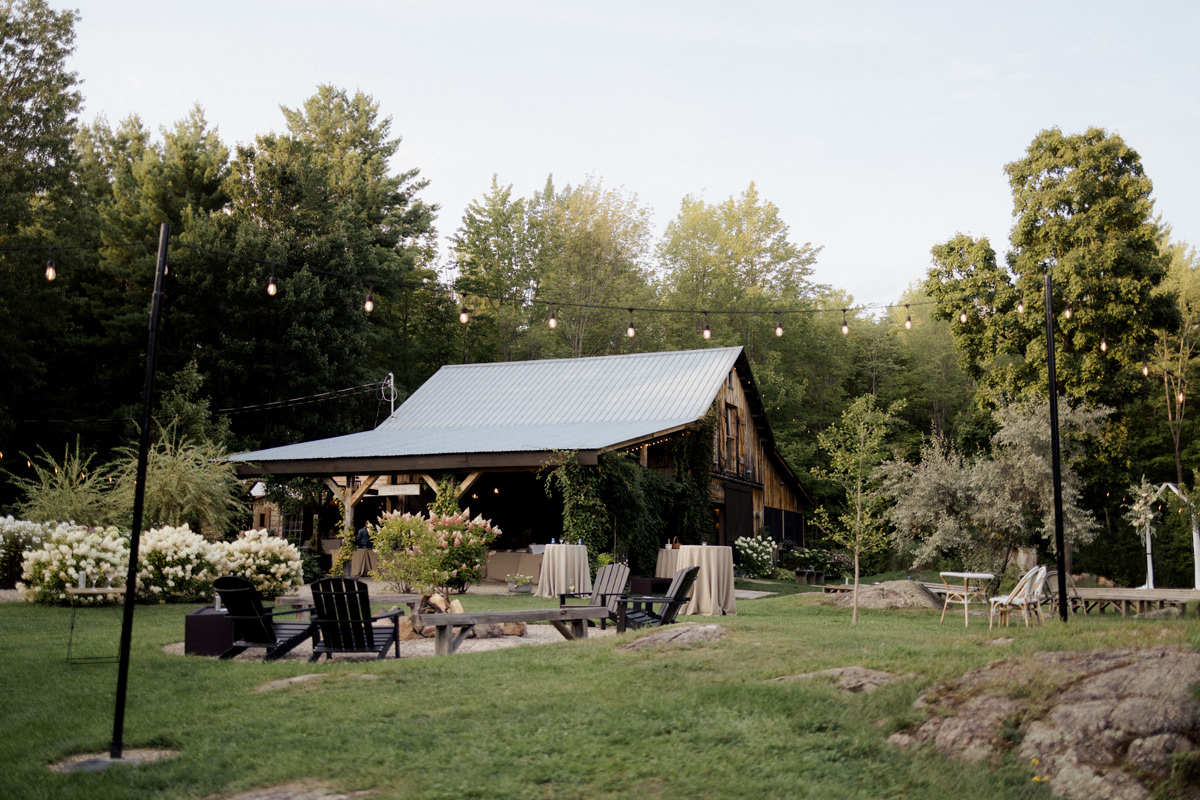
[372,510,499,596]
[1,516,48,589]
[136,524,221,603]
[778,545,852,580]
[19,522,128,604]
[217,529,302,597]
[734,535,775,579]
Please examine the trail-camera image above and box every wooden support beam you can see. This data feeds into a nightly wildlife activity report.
[455,472,481,498]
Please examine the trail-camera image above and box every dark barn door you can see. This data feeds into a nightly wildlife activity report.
[723,483,753,546]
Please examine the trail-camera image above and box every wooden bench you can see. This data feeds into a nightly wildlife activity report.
[409,606,609,656]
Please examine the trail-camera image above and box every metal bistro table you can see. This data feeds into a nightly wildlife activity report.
[66,585,126,663]
[939,571,994,627]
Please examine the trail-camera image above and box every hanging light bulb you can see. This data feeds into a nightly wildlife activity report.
[1100,337,1107,353]
[1179,389,1185,405]
[1143,361,1150,377]
[959,308,969,324]
[1063,302,1072,320]
[904,304,912,330]
[626,309,636,338]
[459,305,469,324]
[775,315,783,338]
[364,290,374,313]
[702,314,711,340]
[548,309,557,329]
[44,258,56,281]
[841,309,849,335]
[267,273,277,296]
[1017,299,1025,314]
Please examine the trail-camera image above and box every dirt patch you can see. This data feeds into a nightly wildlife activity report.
[207,780,372,799]
[48,748,179,773]
[826,580,942,611]
[889,645,1200,800]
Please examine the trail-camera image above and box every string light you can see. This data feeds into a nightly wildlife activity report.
[1063,302,1072,320]
[363,289,374,313]
[626,309,636,338]
[904,304,912,330]
[775,314,783,337]
[841,309,849,335]
[1017,299,1025,314]
[703,314,711,340]
[1100,330,1107,353]
[267,272,277,296]
[548,309,557,329]
[459,305,469,324]
[1143,361,1150,377]
[959,308,969,324]
[45,249,56,282]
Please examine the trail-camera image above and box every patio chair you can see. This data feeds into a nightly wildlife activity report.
[613,566,700,633]
[1042,568,1081,616]
[988,566,1046,629]
[308,577,404,661]
[213,576,318,661]
[559,562,630,629]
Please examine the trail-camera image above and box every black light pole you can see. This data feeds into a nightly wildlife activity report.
[1043,272,1070,622]
[110,222,170,759]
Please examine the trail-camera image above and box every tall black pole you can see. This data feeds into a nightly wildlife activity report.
[110,222,170,759]
[1044,272,1069,622]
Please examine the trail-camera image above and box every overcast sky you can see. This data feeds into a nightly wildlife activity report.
[66,1,1200,310]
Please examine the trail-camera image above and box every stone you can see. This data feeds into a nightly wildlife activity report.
[771,666,915,693]
[617,624,726,652]
[501,621,526,636]
[891,645,1200,800]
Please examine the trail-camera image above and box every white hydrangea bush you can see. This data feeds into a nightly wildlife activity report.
[19,522,128,604]
[218,529,302,597]
[734,535,775,579]
[136,524,221,603]
[1,516,49,588]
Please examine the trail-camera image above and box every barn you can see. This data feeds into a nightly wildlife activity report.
[231,346,811,556]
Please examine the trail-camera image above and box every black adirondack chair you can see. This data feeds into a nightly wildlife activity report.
[308,577,404,661]
[213,576,317,661]
[614,566,700,633]
[559,562,630,630]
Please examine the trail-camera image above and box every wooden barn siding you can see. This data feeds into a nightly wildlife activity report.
[711,366,803,535]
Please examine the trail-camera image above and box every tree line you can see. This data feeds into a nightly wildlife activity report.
[3,0,1198,586]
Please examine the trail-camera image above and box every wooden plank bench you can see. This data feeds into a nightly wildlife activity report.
[409,606,609,656]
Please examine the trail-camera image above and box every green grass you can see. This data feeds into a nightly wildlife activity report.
[2,592,1197,800]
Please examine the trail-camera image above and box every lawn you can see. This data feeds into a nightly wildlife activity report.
[1,583,1197,800]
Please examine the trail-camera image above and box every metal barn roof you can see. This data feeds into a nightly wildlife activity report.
[232,347,744,473]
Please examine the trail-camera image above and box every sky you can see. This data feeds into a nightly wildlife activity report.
[65,0,1200,310]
